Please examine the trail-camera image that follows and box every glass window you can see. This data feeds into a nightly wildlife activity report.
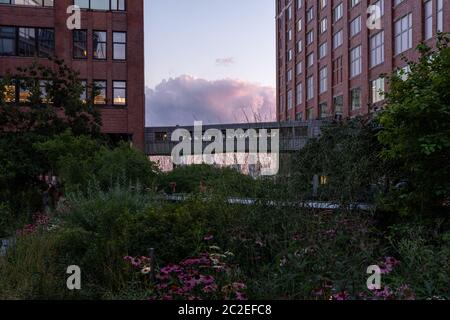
[307,76,314,101]
[333,95,344,114]
[113,81,127,106]
[2,79,16,103]
[287,89,293,110]
[372,78,385,103]
[296,83,303,105]
[111,0,126,11]
[351,0,361,7]
[73,30,87,59]
[333,30,343,49]
[320,18,327,33]
[319,67,328,93]
[90,0,110,10]
[351,88,361,110]
[350,16,361,37]
[319,102,328,119]
[306,30,314,45]
[93,31,107,60]
[319,42,327,59]
[19,80,31,104]
[18,27,36,57]
[333,56,343,85]
[370,31,384,67]
[37,28,54,57]
[0,26,15,56]
[437,0,443,32]
[93,80,107,105]
[333,3,343,22]
[394,14,412,55]
[113,32,126,60]
[307,53,314,67]
[424,1,433,40]
[350,45,362,77]
[80,80,87,103]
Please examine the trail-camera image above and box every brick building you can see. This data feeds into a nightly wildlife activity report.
[0,0,145,150]
[276,0,449,121]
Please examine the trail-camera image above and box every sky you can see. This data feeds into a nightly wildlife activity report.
[144,0,276,126]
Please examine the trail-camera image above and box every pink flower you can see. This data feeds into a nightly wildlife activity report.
[332,291,350,300]
[232,282,246,291]
[235,292,248,300]
[204,235,214,241]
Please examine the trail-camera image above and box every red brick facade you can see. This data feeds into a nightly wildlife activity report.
[276,0,449,121]
[0,0,145,150]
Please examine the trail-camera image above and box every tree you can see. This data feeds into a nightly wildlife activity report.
[0,57,102,221]
[378,34,450,215]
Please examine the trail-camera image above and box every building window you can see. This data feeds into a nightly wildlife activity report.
[287,5,292,20]
[371,78,385,103]
[0,26,15,56]
[286,69,293,82]
[350,16,361,37]
[73,30,87,59]
[287,29,292,42]
[320,0,327,9]
[333,56,343,85]
[370,31,384,67]
[18,27,36,57]
[296,0,303,9]
[287,49,293,61]
[287,89,293,110]
[319,42,327,59]
[296,82,303,105]
[297,40,303,53]
[320,18,328,34]
[351,0,361,7]
[0,0,54,6]
[1,78,16,103]
[307,108,314,120]
[295,112,303,121]
[333,3,343,22]
[395,13,412,55]
[80,80,87,104]
[19,80,31,104]
[424,1,433,40]
[296,61,302,75]
[351,88,361,110]
[307,53,314,67]
[93,31,107,60]
[37,29,54,57]
[297,19,303,32]
[307,7,314,22]
[319,67,328,93]
[113,32,126,60]
[437,0,443,32]
[306,30,314,45]
[307,76,314,101]
[93,80,107,105]
[74,0,126,11]
[333,30,343,49]
[113,81,127,106]
[319,102,328,119]
[350,45,362,77]
[394,0,404,6]
[333,95,344,114]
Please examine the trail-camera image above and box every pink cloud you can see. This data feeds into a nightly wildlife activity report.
[146,75,275,126]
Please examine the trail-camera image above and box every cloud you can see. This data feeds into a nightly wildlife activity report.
[146,75,275,127]
[215,57,235,67]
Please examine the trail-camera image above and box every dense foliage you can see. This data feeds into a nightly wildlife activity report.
[378,35,450,215]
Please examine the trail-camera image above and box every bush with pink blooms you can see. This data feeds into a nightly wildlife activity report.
[125,244,247,301]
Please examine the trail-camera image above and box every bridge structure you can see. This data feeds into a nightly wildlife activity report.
[144,120,325,156]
